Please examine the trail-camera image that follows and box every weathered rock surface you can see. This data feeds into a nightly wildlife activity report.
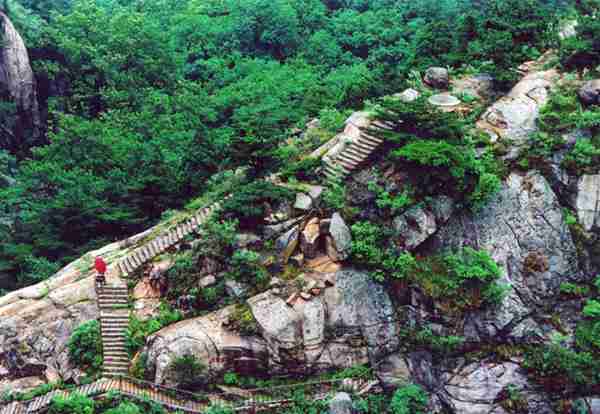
[328,213,351,261]
[452,73,495,100]
[144,306,268,385]
[477,69,559,148]
[576,174,600,231]
[392,196,454,251]
[424,67,450,89]
[300,217,321,259]
[444,361,552,414]
[394,88,421,102]
[431,172,582,341]
[579,79,600,106]
[328,392,353,414]
[0,12,40,141]
[143,269,398,383]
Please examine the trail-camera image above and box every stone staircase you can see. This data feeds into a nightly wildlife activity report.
[116,201,222,277]
[323,132,384,182]
[98,284,130,377]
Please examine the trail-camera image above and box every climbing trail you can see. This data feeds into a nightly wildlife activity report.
[0,122,392,414]
[323,127,385,181]
[98,284,129,377]
[0,375,374,414]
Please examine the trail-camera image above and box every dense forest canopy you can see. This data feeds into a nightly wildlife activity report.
[0,0,597,290]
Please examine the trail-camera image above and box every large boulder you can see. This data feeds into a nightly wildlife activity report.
[430,172,583,341]
[0,12,40,143]
[444,361,553,414]
[144,306,268,385]
[424,67,450,89]
[578,79,600,106]
[328,213,352,261]
[477,69,559,150]
[143,269,398,380]
[451,73,495,100]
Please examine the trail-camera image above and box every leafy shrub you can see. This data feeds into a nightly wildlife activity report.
[223,372,240,386]
[220,181,295,228]
[205,404,234,414]
[322,178,347,211]
[354,394,388,414]
[67,320,103,375]
[559,282,590,298]
[104,402,142,414]
[563,140,600,175]
[49,393,95,414]
[126,303,182,357]
[229,303,260,336]
[227,250,269,286]
[389,384,429,414]
[368,182,414,215]
[169,354,207,390]
[280,157,322,182]
[523,343,600,389]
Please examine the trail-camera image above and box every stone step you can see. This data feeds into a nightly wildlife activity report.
[335,158,358,171]
[339,150,366,164]
[358,134,383,146]
[352,139,379,152]
[346,144,372,157]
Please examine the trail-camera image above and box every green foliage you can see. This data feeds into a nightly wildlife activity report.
[281,390,328,414]
[104,402,142,414]
[389,384,429,414]
[220,181,295,227]
[280,157,322,183]
[583,299,600,319]
[354,395,388,414]
[350,222,505,310]
[227,250,269,286]
[559,282,590,298]
[169,354,207,390]
[368,182,414,215]
[49,393,95,414]
[322,178,347,211]
[229,303,260,336]
[523,343,600,388]
[205,405,234,414]
[125,303,183,357]
[560,1,600,70]
[67,320,103,375]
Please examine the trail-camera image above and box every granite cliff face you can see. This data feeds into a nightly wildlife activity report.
[0,11,40,144]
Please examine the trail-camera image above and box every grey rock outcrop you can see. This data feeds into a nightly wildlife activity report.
[329,213,351,260]
[477,69,559,150]
[328,392,353,414]
[392,196,455,251]
[445,361,552,414]
[451,73,495,100]
[431,172,582,341]
[579,79,600,106]
[0,12,40,142]
[424,67,449,89]
[576,174,600,231]
[143,269,398,382]
[144,306,268,386]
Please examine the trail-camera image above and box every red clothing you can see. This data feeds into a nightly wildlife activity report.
[95,257,107,274]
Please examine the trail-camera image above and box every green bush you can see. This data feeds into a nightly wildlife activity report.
[322,178,347,211]
[389,384,429,414]
[125,303,182,357]
[559,282,590,298]
[104,402,142,414]
[523,343,600,388]
[169,354,207,390]
[280,157,322,183]
[49,393,95,414]
[205,404,234,414]
[220,181,295,228]
[368,182,414,215]
[229,303,260,336]
[67,320,103,375]
[227,250,269,286]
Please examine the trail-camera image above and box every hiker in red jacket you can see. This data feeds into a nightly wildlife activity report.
[95,256,107,288]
